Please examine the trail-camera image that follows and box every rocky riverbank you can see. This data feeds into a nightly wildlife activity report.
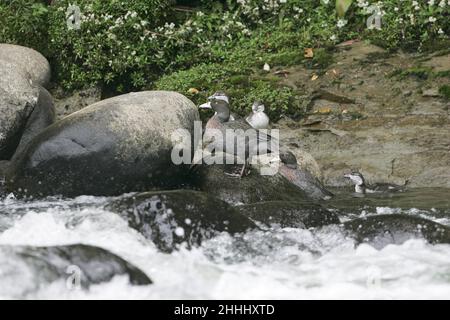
[274,41,450,188]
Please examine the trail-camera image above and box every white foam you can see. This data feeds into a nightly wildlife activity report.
[0,197,449,299]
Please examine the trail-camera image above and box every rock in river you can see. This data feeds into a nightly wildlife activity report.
[6,91,199,197]
[236,201,340,228]
[191,163,313,205]
[344,214,450,248]
[0,244,151,298]
[107,190,256,252]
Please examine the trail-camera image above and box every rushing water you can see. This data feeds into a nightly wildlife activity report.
[0,189,449,299]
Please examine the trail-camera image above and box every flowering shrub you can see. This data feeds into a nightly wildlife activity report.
[1,0,449,103]
[47,0,173,91]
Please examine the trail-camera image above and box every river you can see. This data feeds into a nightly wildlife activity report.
[0,188,449,299]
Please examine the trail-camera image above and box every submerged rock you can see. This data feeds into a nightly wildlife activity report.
[107,190,256,252]
[236,201,339,228]
[344,214,450,248]
[0,244,151,298]
[0,44,51,88]
[6,91,199,197]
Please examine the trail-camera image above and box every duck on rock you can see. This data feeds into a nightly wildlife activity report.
[198,92,333,200]
[246,101,270,130]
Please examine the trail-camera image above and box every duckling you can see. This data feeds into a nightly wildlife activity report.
[344,171,405,194]
[246,101,270,130]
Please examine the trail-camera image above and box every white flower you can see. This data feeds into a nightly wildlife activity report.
[330,35,337,41]
[263,63,271,72]
[429,16,437,22]
[438,28,444,34]
[394,7,399,11]
[412,1,418,6]
[428,0,435,5]
[196,11,204,17]
[439,0,446,7]
[279,0,287,3]
[322,0,330,4]
[337,18,348,28]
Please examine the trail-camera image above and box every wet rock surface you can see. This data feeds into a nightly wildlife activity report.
[0,61,40,160]
[0,244,151,298]
[236,201,339,228]
[344,214,450,248]
[192,163,312,204]
[6,91,200,197]
[107,190,256,252]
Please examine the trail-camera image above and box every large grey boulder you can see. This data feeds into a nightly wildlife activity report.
[0,61,40,160]
[0,44,55,161]
[6,91,200,197]
[0,44,51,88]
[0,244,151,298]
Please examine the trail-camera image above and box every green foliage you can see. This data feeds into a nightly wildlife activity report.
[336,0,354,17]
[155,62,298,120]
[47,0,173,91]
[1,0,449,118]
[439,85,450,100]
[0,0,50,55]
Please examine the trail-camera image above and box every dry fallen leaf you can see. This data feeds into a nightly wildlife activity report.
[263,63,271,72]
[311,74,319,81]
[188,88,199,94]
[317,107,332,114]
[304,48,314,58]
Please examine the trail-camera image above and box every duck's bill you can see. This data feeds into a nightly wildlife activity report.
[198,102,212,109]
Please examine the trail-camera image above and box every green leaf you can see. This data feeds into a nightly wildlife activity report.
[336,0,353,17]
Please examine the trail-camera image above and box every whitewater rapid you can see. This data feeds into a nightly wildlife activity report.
[0,195,449,299]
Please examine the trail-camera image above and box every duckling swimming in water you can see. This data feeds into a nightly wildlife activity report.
[344,171,405,194]
[246,101,270,130]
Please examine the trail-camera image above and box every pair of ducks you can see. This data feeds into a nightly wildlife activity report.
[198,92,296,177]
[200,93,270,130]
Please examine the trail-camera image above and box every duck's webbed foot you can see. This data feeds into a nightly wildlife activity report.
[239,161,252,178]
[224,162,251,178]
